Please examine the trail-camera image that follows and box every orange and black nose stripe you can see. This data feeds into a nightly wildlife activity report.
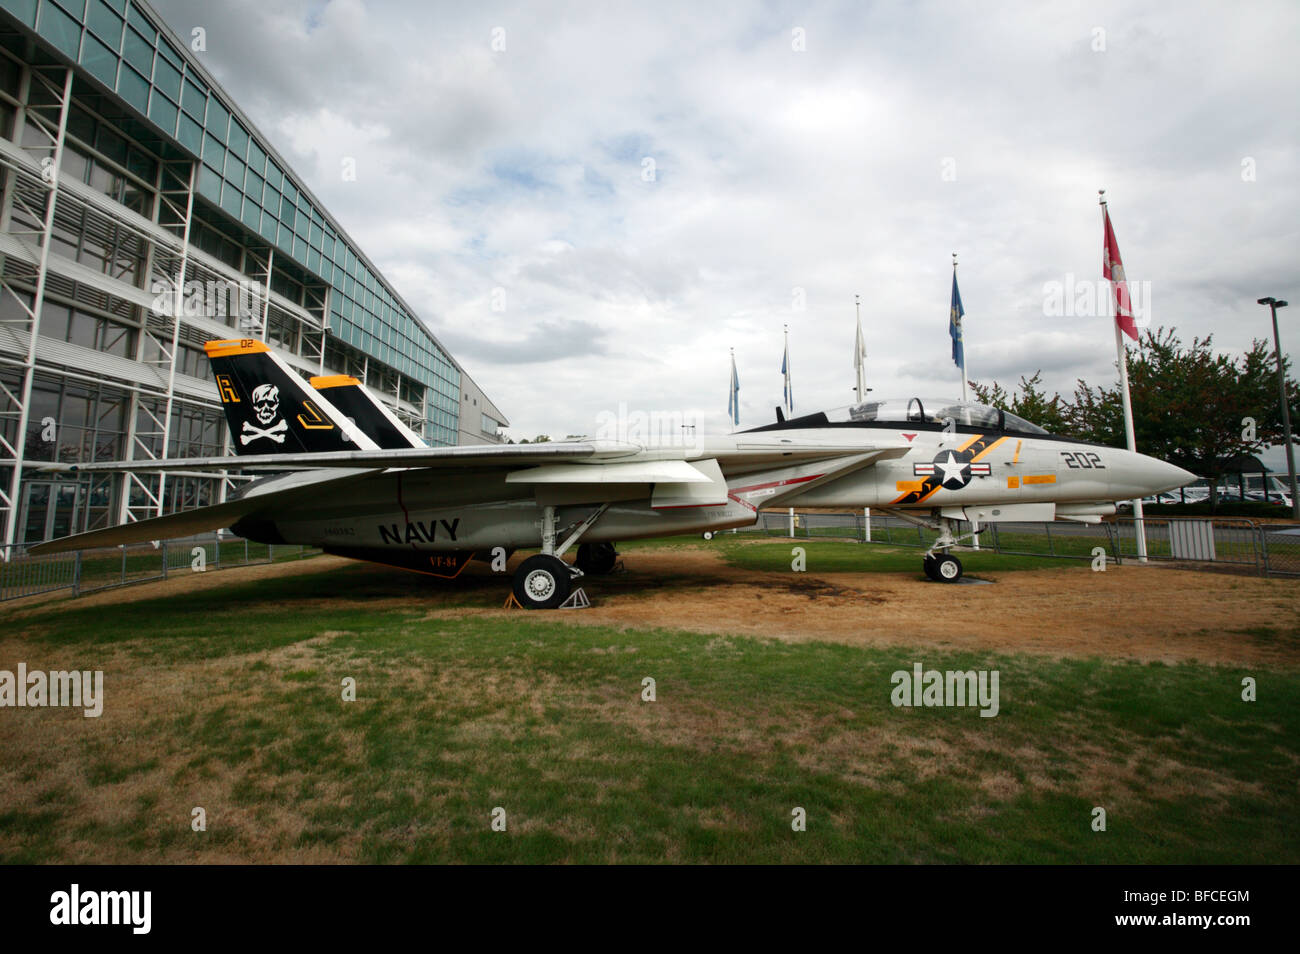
[892,434,1009,505]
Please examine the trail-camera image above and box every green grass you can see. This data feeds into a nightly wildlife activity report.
[1,555,1296,864]
[712,539,1084,574]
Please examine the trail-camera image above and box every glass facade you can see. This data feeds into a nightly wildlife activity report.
[0,0,464,444]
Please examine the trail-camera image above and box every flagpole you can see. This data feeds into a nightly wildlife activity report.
[853,296,871,541]
[1100,190,1148,563]
[954,253,968,403]
[784,324,795,536]
[854,294,867,401]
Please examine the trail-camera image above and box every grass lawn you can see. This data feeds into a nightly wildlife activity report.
[1,546,1296,864]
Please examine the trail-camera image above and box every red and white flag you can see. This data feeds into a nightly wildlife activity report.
[1102,206,1138,341]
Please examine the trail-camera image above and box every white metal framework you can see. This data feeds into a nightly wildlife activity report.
[0,63,73,552]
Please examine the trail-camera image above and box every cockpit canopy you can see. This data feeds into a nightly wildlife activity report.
[774,398,1051,435]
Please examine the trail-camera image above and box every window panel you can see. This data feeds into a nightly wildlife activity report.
[181,78,206,119]
[202,131,223,167]
[176,112,202,154]
[38,2,82,58]
[247,140,266,177]
[115,64,149,113]
[227,120,248,160]
[87,0,124,46]
[153,57,181,101]
[206,97,229,141]
[220,182,241,217]
[147,90,177,135]
[126,3,156,41]
[197,163,221,202]
[223,152,244,188]
[156,38,182,70]
[80,33,119,87]
[122,26,153,74]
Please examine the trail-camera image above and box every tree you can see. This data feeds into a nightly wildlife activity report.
[970,371,1070,434]
[969,327,1298,510]
[1121,328,1297,505]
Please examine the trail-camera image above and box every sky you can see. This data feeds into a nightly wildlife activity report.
[151,0,1299,461]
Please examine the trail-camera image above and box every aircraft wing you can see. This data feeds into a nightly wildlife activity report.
[42,438,908,474]
[27,439,913,555]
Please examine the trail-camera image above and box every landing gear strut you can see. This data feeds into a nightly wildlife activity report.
[922,515,978,583]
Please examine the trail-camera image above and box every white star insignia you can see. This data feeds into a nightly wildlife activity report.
[935,452,969,485]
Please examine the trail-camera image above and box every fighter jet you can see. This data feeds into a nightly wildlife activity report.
[30,339,1193,606]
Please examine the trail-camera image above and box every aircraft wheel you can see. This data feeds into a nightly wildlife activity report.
[575,541,618,575]
[922,553,939,580]
[934,554,963,583]
[702,531,714,540]
[513,554,573,609]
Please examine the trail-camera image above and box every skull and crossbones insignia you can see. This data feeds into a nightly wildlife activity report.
[241,383,288,444]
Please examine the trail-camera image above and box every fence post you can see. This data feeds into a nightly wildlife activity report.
[72,550,81,597]
[120,546,126,586]
[162,542,168,580]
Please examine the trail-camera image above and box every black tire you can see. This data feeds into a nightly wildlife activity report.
[934,554,963,583]
[702,531,714,541]
[513,554,573,609]
[575,542,618,575]
[923,553,939,580]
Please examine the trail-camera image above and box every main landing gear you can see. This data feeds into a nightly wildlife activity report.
[575,541,619,575]
[512,554,574,609]
[510,504,612,610]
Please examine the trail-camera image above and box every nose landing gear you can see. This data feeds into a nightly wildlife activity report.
[922,515,979,583]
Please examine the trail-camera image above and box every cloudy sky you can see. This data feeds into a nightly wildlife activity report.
[152,0,1299,450]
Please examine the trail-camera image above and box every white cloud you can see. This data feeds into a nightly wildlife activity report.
[153,0,1300,440]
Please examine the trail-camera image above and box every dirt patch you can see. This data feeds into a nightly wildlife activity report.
[561,549,1300,668]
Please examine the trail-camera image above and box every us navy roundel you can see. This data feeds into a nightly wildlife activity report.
[913,449,992,489]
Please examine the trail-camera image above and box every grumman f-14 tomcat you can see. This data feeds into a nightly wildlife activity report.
[31,338,1194,608]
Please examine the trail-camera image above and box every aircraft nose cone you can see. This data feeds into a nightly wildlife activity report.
[1140,457,1196,495]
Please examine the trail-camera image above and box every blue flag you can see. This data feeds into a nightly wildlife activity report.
[949,270,965,370]
[781,341,793,414]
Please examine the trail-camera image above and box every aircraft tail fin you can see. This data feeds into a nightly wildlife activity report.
[205,339,379,455]
[309,375,427,450]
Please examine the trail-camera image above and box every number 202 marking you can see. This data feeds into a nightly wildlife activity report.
[1062,451,1104,469]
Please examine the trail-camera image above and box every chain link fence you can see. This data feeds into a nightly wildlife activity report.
[744,511,1300,576]
[1,535,320,603]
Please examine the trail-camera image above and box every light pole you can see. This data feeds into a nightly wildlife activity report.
[1258,297,1298,521]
